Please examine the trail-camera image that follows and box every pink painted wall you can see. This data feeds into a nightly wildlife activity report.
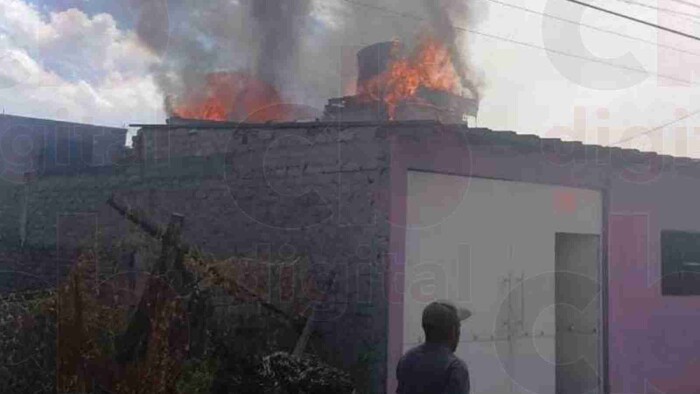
[609,175,700,394]
[385,126,608,393]
[385,125,700,393]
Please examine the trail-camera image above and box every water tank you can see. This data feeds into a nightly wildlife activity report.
[356,41,402,91]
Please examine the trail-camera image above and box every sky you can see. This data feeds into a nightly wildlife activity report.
[2,0,700,155]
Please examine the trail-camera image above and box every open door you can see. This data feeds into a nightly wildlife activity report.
[555,233,602,394]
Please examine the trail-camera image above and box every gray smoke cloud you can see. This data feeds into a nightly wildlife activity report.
[132,0,312,114]
[132,0,484,115]
[133,0,257,114]
[423,0,482,100]
[250,0,312,90]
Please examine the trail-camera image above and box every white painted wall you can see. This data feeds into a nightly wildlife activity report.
[402,172,602,394]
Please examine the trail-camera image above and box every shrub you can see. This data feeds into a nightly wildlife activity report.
[0,248,355,393]
[0,290,57,393]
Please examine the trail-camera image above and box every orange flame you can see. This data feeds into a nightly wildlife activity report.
[358,36,461,119]
[171,72,297,122]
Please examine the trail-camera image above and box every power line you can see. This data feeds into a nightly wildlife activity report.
[341,0,700,147]
[468,29,694,85]
[485,0,700,57]
[341,0,697,85]
[565,0,700,41]
[612,108,700,145]
[608,0,700,22]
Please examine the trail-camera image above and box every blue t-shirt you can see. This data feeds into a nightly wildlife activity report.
[396,343,470,394]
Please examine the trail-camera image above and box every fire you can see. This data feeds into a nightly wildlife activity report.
[171,72,297,122]
[358,36,462,119]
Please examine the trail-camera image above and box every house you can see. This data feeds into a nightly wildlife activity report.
[2,119,700,393]
[0,114,127,180]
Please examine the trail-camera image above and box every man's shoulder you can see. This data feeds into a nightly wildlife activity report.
[397,344,424,367]
[402,343,430,356]
[398,344,465,370]
[446,354,469,376]
[444,356,470,394]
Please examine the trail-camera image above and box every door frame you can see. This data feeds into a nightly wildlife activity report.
[554,232,604,394]
[600,187,610,394]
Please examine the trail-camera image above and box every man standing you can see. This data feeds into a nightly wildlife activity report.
[396,300,472,394]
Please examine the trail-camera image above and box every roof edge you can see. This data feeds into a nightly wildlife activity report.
[132,120,700,165]
[0,113,127,131]
[130,119,442,129]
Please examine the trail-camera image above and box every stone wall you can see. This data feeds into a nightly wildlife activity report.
[0,124,393,393]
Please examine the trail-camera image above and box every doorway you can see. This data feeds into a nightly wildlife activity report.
[555,233,602,394]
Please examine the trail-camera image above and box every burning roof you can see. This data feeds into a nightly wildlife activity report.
[168,72,321,123]
[356,37,466,117]
[138,0,483,125]
[324,38,479,124]
[167,37,479,125]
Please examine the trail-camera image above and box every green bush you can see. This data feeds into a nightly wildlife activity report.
[0,292,57,393]
[176,358,218,394]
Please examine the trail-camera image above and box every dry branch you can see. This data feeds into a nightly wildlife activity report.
[107,193,304,332]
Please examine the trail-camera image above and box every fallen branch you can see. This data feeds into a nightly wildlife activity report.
[107,193,304,329]
[107,194,164,241]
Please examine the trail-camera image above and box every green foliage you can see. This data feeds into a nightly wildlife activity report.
[0,246,356,393]
[176,358,218,394]
[0,291,57,393]
[357,347,381,366]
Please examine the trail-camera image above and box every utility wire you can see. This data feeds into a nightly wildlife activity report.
[341,0,700,147]
[469,29,693,85]
[565,0,700,41]
[608,0,700,21]
[612,108,700,145]
[491,1,700,146]
[342,0,697,85]
[485,0,700,57]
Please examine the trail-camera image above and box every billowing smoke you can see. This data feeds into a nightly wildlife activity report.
[251,0,312,91]
[132,0,313,116]
[132,0,484,118]
[423,0,482,100]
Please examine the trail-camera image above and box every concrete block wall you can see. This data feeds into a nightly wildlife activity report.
[0,124,394,393]
[8,120,700,393]
[0,114,127,180]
